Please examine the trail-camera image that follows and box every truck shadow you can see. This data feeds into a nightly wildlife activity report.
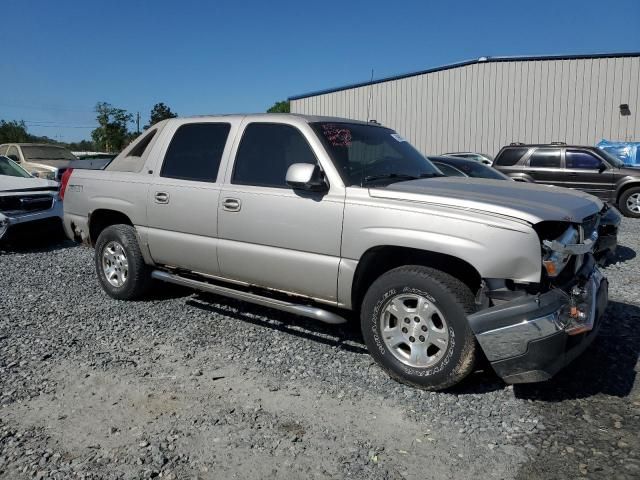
[601,245,636,266]
[186,293,638,398]
[512,300,639,401]
[187,292,369,355]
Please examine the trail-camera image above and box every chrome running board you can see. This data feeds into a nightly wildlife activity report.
[151,270,347,325]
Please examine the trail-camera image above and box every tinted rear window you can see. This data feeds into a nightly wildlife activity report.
[528,149,561,168]
[494,147,528,166]
[160,123,230,182]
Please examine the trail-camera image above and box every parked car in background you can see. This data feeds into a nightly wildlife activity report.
[0,155,62,242]
[493,143,640,218]
[430,155,620,261]
[441,152,493,165]
[0,143,78,180]
[429,156,510,180]
[63,114,608,390]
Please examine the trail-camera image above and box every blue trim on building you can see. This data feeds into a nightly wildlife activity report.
[288,52,640,101]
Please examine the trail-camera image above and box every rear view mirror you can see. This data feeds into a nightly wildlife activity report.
[286,163,328,192]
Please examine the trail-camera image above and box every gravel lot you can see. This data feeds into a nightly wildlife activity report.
[1,219,639,480]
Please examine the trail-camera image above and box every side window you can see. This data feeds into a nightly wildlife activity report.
[128,129,156,157]
[160,123,230,182]
[6,146,20,162]
[566,150,602,169]
[433,162,465,177]
[528,149,561,168]
[232,123,317,188]
[494,147,528,166]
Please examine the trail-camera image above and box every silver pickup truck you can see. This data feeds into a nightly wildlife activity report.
[62,114,609,390]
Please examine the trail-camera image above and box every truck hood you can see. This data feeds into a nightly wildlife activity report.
[0,175,59,193]
[371,177,602,224]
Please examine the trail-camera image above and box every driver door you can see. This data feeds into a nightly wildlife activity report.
[217,121,345,303]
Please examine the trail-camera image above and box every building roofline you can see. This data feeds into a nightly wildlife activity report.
[288,51,640,101]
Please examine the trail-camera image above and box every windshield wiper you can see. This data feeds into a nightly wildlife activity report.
[417,172,445,178]
[363,173,419,184]
[363,172,444,185]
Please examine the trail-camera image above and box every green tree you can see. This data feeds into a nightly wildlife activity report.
[146,102,177,128]
[0,120,30,143]
[91,102,132,152]
[267,100,290,113]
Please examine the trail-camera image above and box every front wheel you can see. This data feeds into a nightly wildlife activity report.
[94,224,152,300]
[360,266,477,390]
[618,187,640,218]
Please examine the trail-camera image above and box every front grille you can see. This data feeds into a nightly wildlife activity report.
[0,195,54,214]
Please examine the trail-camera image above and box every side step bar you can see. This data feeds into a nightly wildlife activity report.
[151,270,347,325]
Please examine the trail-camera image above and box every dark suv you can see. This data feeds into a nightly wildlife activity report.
[493,143,640,217]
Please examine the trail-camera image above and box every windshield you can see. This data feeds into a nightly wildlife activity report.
[21,145,77,161]
[311,122,442,186]
[0,156,31,178]
[597,148,625,168]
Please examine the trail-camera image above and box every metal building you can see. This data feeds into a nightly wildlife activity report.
[289,52,639,157]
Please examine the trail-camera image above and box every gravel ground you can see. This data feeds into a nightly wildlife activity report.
[1,220,639,480]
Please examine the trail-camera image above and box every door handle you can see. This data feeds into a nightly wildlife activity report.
[154,192,169,204]
[223,198,241,212]
[567,173,579,176]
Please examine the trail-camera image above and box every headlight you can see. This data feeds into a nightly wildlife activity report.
[541,226,579,278]
[41,171,57,180]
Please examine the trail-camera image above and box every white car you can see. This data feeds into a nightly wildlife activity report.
[0,156,62,242]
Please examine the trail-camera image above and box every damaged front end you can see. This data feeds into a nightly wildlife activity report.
[469,216,608,384]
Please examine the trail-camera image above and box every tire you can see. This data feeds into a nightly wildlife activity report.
[618,187,640,218]
[94,224,152,300]
[360,266,477,390]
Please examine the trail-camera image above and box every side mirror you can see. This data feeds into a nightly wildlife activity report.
[30,171,40,178]
[286,163,328,192]
[598,163,607,173]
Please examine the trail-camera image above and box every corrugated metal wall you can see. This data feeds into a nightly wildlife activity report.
[291,56,640,156]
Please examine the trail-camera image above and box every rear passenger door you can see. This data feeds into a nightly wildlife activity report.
[563,149,615,200]
[524,148,563,186]
[217,121,345,303]
[146,121,236,275]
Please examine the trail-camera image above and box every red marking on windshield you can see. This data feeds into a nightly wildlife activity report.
[322,124,352,147]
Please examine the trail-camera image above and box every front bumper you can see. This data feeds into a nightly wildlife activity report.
[469,256,608,383]
[0,197,63,241]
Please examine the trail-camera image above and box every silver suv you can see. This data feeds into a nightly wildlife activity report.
[62,114,608,390]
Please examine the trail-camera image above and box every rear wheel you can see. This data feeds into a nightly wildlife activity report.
[95,224,152,300]
[619,187,640,218]
[360,266,477,390]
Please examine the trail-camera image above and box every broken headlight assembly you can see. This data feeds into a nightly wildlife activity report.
[539,224,598,278]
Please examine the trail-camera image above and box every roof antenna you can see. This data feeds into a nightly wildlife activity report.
[366,68,374,122]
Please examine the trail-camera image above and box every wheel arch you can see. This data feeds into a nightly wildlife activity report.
[615,181,640,204]
[351,245,482,312]
[88,209,134,246]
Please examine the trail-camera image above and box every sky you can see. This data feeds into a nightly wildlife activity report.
[0,0,638,142]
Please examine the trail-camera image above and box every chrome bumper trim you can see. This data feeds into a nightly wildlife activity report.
[475,268,603,362]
